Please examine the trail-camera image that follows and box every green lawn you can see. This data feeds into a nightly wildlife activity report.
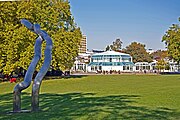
[0,75,180,120]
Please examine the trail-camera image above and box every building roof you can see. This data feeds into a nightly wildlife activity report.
[88,62,134,66]
[93,50,130,56]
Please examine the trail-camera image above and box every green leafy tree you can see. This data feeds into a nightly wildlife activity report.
[105,38,122,51]
[105,45,110,51]
[124,42,153,63]
[156,59,167,72]
[162,19,180,65]
[0,0,82,74]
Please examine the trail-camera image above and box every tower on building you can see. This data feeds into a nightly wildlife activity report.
[78,35,87,53]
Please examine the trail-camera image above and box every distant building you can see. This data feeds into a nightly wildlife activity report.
[72,53,92,72]
[135,62,151,71]
[87,51,134,72]
[135,60,180,73]
[78,35,87,53]
[72,49,180,73]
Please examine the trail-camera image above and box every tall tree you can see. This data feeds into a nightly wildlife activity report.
[156,59,168,72]
[105,38,123,51]
[0,0,82,74]
[124,42,153,63]
[105,45,110,51]
[162,19,180,64]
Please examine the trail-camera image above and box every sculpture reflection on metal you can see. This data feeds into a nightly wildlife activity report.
[13,19,53,112]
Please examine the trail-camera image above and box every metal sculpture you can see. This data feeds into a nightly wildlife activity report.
[13,19,53,112]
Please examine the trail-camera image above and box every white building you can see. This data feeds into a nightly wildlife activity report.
[87,51,134,72]
[135,62,150,71]
[72,50,179,74]
[135,60,180,73]
[72,52,92,72]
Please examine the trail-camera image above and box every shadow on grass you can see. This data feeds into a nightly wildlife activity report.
[0,92,180,120]
[44,75,88,80]
[63,75,88,79]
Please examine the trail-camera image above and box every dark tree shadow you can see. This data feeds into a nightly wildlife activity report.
[0,92,180,120]
[44,75,88,80]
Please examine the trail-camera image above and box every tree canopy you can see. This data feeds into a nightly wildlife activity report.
[162,18,180,64]
[105,38,122,51]
[0,0,82,74]
[151,50,168,60]
[156,59,168,72]
[123,42,153,63]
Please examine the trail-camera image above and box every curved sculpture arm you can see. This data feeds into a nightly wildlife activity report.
[32,30,53,111]
[13,19,53,112]
[33,32,52,85]
[14,36,43,92]
[21,19,42,36]
[14,20,43,92]
[13,36,43,112]
[21,19,34,31]
[34,24,41,35]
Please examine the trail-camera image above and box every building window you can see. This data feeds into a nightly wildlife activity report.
[127,66,129,70]
[136,66,139,70]
[123,65,130,70]
[110,58,112,62]
[99,66,102,70]
[123,66,125,70]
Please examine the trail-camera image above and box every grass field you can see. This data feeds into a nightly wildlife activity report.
[0,75,180,120]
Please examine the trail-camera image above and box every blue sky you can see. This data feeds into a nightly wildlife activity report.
[69,0,180,51]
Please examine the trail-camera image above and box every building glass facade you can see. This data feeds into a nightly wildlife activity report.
[88,51,134,72]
